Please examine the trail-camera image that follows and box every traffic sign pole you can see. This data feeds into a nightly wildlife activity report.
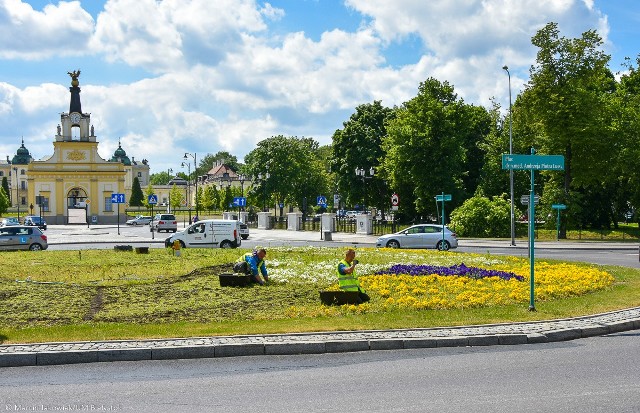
[502,148,565,312]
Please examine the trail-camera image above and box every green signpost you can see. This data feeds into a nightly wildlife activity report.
[502,149,564,311]
[552,204,567,241]
[434,193,452,250]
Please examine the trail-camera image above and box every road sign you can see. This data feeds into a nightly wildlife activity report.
[434,194,452,202]
[85,199,91,204]
[233,197,247,207]
[148,194,158,205]
[111,193,125,204]
[502,154,565,170]
[552,204,567,210]
[520,195,540,205]
[180,198,187,206]
[317,196,327,207]
[391,193,399,206]
[333,194,341,204]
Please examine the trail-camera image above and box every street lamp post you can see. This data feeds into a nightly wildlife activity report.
[167,168,173,213]
[238,174,246,211]
[181,161,191,223]
[183,153,198,218]
[503,65,515,246]
[13,167,19,221]
[257,172,270,212]
[355,167,375,213]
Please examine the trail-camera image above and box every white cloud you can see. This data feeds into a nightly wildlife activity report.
[0,0,94,59]
[0,0,618,173]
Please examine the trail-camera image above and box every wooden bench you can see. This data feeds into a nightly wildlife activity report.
[219,273,250,287]
[319,290,361,305]
[114,245,133,251]
[135,247,149,254]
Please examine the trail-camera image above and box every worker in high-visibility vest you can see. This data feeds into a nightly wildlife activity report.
[234,248,269,285]
[337,249,369,303]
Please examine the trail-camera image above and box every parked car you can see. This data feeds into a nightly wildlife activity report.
[150,213,177,233]
[126,215,152,226]
[1,217,20,227]
[164,219,241,249]
[0,225,48,251]
[24,215,47,230]
[239,221,249,240]
[376,224,458,251]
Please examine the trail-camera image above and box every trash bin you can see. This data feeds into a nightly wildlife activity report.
[323,231,332,241]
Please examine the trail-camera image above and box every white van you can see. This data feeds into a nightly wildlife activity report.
[164,219,242,249]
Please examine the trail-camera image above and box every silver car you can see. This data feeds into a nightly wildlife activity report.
[150,213,177,233]
[126,215,152,226]
[0,225,48,251]
[1,217,20,227]
[376,224,458,251]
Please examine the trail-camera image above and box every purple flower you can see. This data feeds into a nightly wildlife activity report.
[374,263,524,282]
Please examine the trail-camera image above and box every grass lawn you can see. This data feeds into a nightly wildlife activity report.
[1,246,639,344]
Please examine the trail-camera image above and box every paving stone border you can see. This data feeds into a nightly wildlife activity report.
[1,307,639,368]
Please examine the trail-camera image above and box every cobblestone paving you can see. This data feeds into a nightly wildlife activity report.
[1,307,638,367]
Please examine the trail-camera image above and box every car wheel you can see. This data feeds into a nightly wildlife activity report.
[386,240,400,248]
[179,240,186,249]
[29,243,43,251]
[437,240,450,251]
[220,240,233,249]
[172,229,177,233]
[241,235,249,240]
[133,222,139,226]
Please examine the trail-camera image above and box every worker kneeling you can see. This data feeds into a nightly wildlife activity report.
[234,248,269,286]
[338,249,370,304]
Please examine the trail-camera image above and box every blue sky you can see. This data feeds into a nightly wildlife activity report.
[1,0,638,174]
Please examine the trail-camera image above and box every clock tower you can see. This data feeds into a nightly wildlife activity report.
[57,70,95,142]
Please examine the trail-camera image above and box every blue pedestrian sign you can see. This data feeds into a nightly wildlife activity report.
[233,197,247,207]
[317,196,327,207]
[148,194,158,205]
[111,193,125,204]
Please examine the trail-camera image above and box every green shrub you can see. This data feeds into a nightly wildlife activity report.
[450,195,511,237]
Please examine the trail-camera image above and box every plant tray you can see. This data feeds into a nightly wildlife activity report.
[319,290,361,306]
[219,273,250,287]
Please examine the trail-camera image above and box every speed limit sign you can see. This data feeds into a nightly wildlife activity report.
[391,193,399,206]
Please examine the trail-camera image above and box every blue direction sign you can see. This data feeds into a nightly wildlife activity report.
[552,204,567,210]
[111,193,125,204]
[502,154,564,170]
[233,197,247,207]
[317,195,327,207]
[148,194,158,205]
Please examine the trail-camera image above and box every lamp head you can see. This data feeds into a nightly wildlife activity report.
[502,65,508,71]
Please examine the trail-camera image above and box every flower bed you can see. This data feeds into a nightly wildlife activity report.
[359,260,614,310]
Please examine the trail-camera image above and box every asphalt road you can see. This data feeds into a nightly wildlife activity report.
[1,331,638,412]
[43,224,640,268]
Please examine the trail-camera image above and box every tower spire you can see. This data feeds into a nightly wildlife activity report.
[67,70,82,114]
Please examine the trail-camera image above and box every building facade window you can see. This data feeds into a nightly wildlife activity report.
[20,169,26,175]
[104,197,113,212]
[21,181,26,190]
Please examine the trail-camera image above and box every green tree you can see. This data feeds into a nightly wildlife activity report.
[520,22,615,234]
[244,135,329,217]
[612,56,640,223]
[143,184,155,208]
[0,186,9,215]
[330,101,395,214]
[169,184,182,212]
[1,177,10,204]
[129,177,144,206]
[382,78,483,220]
[203,185,219,211]
[150,172,172,185]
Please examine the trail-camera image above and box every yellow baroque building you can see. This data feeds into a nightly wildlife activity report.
[1,72,149,224]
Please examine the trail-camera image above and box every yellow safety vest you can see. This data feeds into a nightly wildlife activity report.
[337,259,359,291]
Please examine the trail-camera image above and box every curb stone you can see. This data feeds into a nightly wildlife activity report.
[1,307,639,368]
